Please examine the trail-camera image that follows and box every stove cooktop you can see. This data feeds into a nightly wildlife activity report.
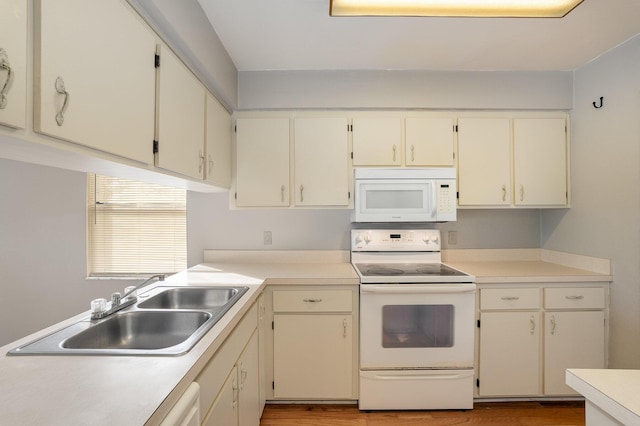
[353,262,474,284]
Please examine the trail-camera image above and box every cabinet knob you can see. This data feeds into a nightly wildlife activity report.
[0,48,12,110]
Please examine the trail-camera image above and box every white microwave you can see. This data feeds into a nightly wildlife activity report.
[353,168,457,222]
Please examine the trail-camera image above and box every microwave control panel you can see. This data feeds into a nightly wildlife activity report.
[436,180,457,221]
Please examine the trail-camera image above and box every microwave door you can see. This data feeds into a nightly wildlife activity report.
[355,180,437,222]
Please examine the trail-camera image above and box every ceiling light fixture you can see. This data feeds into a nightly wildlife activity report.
[329,0,584,17]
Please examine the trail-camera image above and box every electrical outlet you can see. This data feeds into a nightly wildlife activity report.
[264,231,272,245]
[448,231,458,245]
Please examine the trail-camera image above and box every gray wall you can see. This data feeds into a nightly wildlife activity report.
[238,70,573,110]
[187,192,541,265]
[0,159,127,346]
[541,34,640,369]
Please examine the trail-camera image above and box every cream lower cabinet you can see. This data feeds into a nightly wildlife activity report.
[477,284,607,398]
[34,0,156,164]
[197,302,262,426]
[268,287,358,400]
[0,0,27,129]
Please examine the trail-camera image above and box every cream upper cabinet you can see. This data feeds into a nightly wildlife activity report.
[513,118,568,206]
[235,118,290,207]
[405,117,455,166]
[205,94,232,188]
[457,118,512,206]
[294,117,350,206]
[352,117,402,166]
[155,44,206,180]
[34,0,156,164]
[0,0,27,129]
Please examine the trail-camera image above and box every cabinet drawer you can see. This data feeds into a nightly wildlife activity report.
[273,290,352,313]
[480,288,540,310]
[544,287,605,309]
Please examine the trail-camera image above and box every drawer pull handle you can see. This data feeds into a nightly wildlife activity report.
[303,298,322,303]
[54,77,70,126]
[550,315,557,335]
[565,295,584,300]
[501,296,520,301]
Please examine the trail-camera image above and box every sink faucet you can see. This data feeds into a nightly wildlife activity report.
[90,274,165,320]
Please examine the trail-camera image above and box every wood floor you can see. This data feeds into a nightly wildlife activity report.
[260,401,585,425]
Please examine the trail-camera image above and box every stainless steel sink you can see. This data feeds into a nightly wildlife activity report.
[138,286,247,311]
[63,311,211,350]
[8,285,250,356]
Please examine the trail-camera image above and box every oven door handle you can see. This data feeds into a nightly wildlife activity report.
[360,285,476,294]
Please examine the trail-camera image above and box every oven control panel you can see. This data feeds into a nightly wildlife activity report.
[351,229,441,251]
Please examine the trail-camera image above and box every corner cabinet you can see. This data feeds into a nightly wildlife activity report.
[477,283,608,398]
[155,44,206,180]
[34,0,156,164]
[0,0,27,129]
[265,286,359,401]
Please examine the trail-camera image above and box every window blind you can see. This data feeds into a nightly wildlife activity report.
[87,174,187,276]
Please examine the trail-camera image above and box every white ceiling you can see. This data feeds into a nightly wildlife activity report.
[197,0,640,72]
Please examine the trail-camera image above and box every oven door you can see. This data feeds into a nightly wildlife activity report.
[360,283,476,369]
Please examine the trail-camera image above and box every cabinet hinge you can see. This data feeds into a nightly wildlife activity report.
[271,320,274,330]
[454,124,458,132]
[272,381,275,390]
[153,140,159,154]
[234,124,237,133]
[348,191,351,199]
[476,378,480,387]
[350,152,354,159]
[235,192,238,200]
[348,124,353,132]
[477,319,480,328]
[456,191,460,199]
[154,54,160,68]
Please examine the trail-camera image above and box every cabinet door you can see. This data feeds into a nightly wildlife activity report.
[273,314,353,399]
[405,117,455,166]
[479,311,540,396]
[155,44,206,180]
[544,311,605,395]
[203,366,238,426]
[257,295,266,414]
[294,117,349,206]
[34,0,155,164]
[0,0,27,129]
[235,118,290,207]
[457,118,511,206]
[205,93,232,188]
[352,117,402,166]
[238,332,260,426]
[513,118,568,206]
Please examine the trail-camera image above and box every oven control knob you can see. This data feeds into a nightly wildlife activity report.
[363,234,371,244]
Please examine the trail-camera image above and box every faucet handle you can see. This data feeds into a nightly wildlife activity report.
[90,298,107,316]
[111,292,122,307]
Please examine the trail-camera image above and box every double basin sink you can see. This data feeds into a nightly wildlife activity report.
[8,286,249,356]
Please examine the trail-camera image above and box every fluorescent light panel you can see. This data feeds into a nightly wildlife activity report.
[329,0,585,17]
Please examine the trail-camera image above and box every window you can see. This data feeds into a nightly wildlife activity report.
[87,174,187,276]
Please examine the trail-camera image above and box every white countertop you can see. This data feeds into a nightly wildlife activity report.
[567,369,640,425]
[0,249,609,425]
[0,258,358,426]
